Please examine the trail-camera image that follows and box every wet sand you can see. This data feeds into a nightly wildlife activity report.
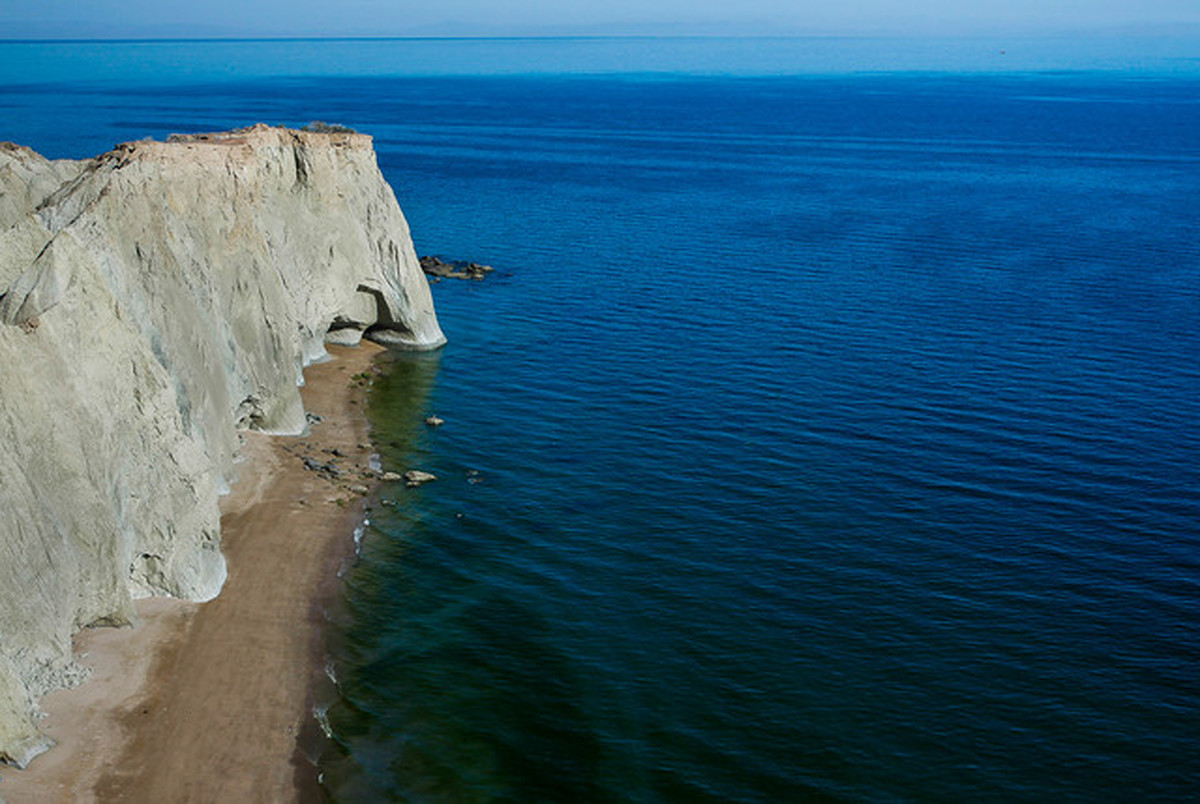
[0,342,387,802]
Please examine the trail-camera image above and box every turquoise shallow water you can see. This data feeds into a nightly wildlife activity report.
[3,37,1199,802]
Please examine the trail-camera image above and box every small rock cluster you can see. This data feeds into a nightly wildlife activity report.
[419,256,494,281]
[286,440,365,493]
[287,410,447,499]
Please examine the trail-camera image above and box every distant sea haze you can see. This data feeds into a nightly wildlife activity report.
[4,37,1198,801]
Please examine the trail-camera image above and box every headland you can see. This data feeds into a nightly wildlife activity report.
[0,125,443,798]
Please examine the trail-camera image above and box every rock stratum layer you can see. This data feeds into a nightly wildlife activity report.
[0,125,444,766]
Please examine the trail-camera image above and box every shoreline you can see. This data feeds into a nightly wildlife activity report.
[0,342,387,801]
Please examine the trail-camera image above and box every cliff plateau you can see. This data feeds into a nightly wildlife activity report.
[0,125,444,766]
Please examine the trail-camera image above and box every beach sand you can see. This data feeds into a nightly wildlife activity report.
[0,342,387,802]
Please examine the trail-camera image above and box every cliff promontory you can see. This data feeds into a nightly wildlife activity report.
[0,125,444,766]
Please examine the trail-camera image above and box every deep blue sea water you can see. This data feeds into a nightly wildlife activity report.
[3,37,1199,801]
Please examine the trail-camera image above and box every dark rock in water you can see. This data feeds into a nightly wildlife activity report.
[420,255,495,281]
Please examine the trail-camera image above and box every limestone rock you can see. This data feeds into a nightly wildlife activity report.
[403,470,438,487]
[0,125,444,764]
[0,246,71,326]
[324,326,365,346]
[0,654,52,769]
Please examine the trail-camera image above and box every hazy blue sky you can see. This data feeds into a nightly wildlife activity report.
[3,0,1199,38]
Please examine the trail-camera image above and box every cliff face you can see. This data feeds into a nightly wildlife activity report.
[0,126,444,766]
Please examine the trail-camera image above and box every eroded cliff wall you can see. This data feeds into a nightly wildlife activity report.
[0,126,444,766]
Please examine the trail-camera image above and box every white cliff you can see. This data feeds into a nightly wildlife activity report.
[0,125,444,766]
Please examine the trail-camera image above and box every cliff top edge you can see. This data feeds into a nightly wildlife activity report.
[1,123,375,166]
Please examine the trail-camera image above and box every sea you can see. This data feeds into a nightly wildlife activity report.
[2,36,1199,802]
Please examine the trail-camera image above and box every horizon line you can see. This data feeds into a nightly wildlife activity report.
[2,28,1198,45]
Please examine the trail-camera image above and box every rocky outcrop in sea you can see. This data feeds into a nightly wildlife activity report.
[420,255,494,281]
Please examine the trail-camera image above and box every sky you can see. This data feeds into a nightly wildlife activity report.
[2,0,1199,39]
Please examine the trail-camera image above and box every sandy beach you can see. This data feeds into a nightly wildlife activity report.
[0,342,388,802]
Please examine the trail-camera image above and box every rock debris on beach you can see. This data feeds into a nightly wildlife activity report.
[301,456,344,479]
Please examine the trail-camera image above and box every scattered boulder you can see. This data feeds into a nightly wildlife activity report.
[380,471,403,482]
[403,470,437,488]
